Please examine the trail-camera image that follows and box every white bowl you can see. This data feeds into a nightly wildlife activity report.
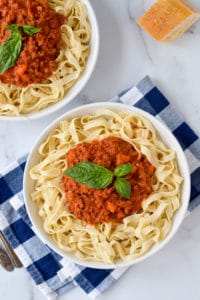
[0,0,99,121]
[23,102,191,269]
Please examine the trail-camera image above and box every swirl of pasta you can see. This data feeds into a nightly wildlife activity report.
[30,109,183,263]
[0,0,90,116]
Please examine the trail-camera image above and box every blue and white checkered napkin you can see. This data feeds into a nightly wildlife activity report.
[0,76,200,299]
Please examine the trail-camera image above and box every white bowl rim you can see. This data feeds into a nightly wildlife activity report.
[0,0,99,121]
[23,102,191,269]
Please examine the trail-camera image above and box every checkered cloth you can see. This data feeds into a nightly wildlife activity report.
[0,76,199,299]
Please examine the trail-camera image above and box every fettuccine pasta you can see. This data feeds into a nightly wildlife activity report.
[0,0,90,116]
[30,109,183,263]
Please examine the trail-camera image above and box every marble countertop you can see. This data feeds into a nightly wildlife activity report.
[1,0,200,299]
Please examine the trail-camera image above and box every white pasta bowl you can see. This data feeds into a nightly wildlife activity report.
[0,0,99,121]
[23,102,191,269]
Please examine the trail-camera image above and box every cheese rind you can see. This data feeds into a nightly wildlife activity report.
[137,0,200,42]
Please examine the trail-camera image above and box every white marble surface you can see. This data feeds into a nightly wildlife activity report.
[0,0,200,299]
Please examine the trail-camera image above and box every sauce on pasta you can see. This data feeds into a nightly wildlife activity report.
[0,0,91,116]
[0,0,65,87]
[30,109,182,263]
[63,137,155,224]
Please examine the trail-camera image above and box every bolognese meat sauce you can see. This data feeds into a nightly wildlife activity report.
[0,0,65,87]
[63,137,155,225]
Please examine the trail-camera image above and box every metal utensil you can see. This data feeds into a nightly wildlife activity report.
[0,230,23,268]
[0,247,14,272]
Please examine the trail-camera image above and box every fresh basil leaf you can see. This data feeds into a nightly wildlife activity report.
[0,31,22,74]
[114,178,131,199]
[22,25,41,35]
[114,163,132,177]
[6,24,19,33]
[64,161,113,189]
[0,24,40,74]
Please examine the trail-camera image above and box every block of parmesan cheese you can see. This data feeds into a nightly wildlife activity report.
[137,0,200,42]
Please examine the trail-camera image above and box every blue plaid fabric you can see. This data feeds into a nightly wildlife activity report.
[0,76,200,299]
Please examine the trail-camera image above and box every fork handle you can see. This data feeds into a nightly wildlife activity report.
[0,231,23,268]
[0,248,14,272]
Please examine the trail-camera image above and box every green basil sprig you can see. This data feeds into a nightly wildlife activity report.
[0,25,22,74]
[64,161,113,189]
[21,25,41,35]
[114,163,132,177]
[64,162,133,199]
[0,24,41,74]
[114,178,131,200]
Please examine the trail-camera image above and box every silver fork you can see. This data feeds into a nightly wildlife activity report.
[0,230,23,269]
[0,247,14,272]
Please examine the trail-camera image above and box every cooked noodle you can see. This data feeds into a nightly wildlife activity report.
[30,109,183,263]
[0,0,90,116]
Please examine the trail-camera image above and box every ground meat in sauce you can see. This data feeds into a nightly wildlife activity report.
[63,137,155,225]
[0,0,65,87]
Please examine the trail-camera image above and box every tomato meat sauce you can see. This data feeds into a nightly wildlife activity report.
[63,137,155,225]
[0,0,65,87]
